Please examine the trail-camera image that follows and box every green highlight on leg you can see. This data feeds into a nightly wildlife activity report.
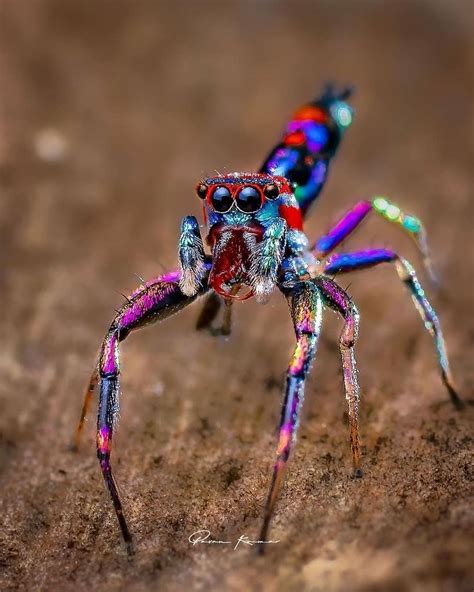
[372,196,421,234]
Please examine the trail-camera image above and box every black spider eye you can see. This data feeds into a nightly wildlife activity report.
[196,183,208,199]
[236,186,263,213]
[263,183,279,200]
[211,186,233,212]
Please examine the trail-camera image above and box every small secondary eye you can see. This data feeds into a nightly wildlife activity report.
[211,186,233,212]
[236,186,263,213]
[263,183,279,200]
[196,183,208,199]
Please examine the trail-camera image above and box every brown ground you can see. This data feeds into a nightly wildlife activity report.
[0,1,473,591]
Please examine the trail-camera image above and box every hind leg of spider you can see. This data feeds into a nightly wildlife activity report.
[73,368,99,450]
[324,249,463,409]
[258,280,323,553]
[314,276,363,476]
[313,198,437,283]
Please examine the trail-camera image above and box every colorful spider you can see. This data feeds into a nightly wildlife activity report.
[75,84,463,555]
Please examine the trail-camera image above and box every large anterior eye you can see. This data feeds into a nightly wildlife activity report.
[236,186,262,213]
[211,186,233,212]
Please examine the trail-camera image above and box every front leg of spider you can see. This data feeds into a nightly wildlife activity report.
[258,281,323,552]
[94,270,209,554]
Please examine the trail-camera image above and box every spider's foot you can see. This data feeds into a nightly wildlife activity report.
[442,372,465,410]
[125,536,136,557]
[447,386,465,411]
[209,326,231,338]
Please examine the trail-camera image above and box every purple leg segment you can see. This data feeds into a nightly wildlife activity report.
[259,281,323,550]
[323,251,462,408]
[94,268,210,553]
[314,276,362,475]
[316,200,372,255]
[324,248,397,275]
[314,198,436,282]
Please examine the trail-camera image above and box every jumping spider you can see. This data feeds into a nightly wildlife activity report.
[75,85,462,554]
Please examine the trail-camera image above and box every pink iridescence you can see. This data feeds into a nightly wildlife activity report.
[97,426,111,454]
[121,284,175,328]
[102,332,118,375]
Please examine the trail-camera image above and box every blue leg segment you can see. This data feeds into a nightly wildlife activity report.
[322,249,462,408]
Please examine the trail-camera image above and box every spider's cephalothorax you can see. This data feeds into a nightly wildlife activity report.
[75,84,463,555]
[179,172,309,304]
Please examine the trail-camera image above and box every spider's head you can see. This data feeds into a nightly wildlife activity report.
[195,173,299,301]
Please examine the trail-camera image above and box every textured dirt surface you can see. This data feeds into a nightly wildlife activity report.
[0,2,473,591]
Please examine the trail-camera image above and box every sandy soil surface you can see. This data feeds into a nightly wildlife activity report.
[0,1,473,591]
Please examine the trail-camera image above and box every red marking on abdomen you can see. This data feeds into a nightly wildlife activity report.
[284,131,305,146]
[293,105,328,123]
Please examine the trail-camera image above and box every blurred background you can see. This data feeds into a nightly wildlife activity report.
[0,1,472,591]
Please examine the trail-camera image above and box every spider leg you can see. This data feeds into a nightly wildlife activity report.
[313,276,362,476]
[258,280,323,552]
[74,368,98,450]
[324,249,463,408]
[220,298,233,336]
[313,199,437,283]
[195,292,234,336]
[92,268,210,554]
[195,292,222,331]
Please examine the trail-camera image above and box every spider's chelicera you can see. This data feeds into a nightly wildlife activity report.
[75,84,463,555]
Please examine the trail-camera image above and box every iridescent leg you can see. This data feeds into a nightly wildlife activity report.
[258,281,323,551]
[324,249,463,408]
[314,276,362,476]
[93,268,210,553]
[314,198,437,282]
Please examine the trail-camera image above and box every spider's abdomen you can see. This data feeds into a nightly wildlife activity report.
[260,85,354,216]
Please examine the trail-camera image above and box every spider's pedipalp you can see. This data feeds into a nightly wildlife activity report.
[178,216,206,297]
[250,217,287,303]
